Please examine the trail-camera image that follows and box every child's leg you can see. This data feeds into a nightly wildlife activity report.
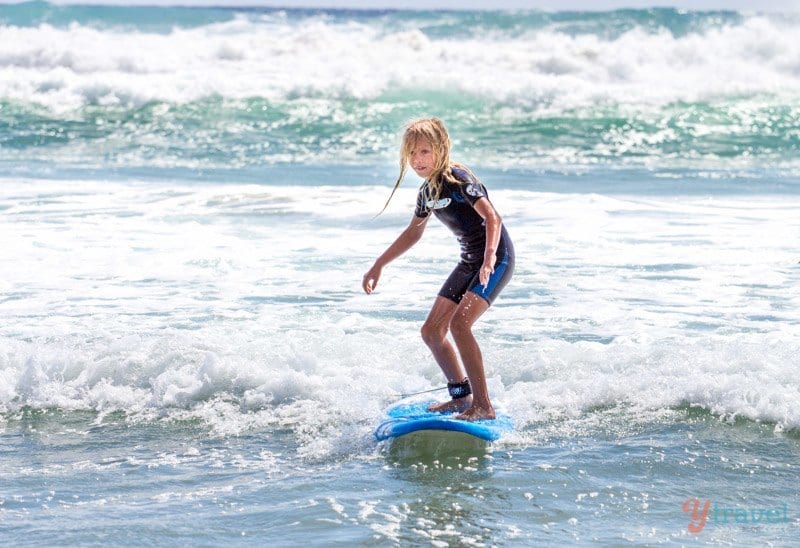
[421,296,472,412]
[449,292,495,421]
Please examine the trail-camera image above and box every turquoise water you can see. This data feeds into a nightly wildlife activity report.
[2,3,800,174]
[1,2,799,545]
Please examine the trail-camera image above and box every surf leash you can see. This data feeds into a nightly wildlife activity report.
[395,385,448,399]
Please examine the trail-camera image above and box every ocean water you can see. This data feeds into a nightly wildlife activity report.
[1,2,799,545]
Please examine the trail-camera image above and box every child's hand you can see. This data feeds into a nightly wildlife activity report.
[362,264,382,294]
[479,257,496,287]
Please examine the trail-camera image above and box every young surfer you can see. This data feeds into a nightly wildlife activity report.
[362,118,514,421]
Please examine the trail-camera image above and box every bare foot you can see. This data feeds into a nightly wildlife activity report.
[427,397,471,414]
[455,405,495,421]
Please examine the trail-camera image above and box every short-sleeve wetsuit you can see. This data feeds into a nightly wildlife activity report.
[414,166,514,305]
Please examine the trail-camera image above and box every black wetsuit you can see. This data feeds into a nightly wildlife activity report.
[414,166,514,305]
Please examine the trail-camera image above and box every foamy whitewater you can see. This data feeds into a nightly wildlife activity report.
[1,3,799,545]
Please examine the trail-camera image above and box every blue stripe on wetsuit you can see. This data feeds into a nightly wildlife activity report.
[470,246,511,303]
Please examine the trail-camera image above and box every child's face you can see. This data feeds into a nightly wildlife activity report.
[408,137,435,179]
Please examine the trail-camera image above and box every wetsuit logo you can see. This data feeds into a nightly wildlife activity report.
[464,183,483,198]
[427,198,451,210]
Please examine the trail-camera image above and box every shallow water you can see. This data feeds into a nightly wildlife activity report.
[2,168,798,545]
[2,406,798,545]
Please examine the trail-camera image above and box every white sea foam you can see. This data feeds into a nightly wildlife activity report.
[1,177,798,457]
[1,13,799,112]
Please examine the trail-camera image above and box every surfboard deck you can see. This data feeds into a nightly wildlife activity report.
[374,400,513,442]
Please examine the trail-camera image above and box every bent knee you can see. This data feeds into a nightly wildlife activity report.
[448,316,474,338]
[421,322,448,347]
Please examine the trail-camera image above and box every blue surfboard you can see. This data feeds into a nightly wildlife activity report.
[374,401,513,442]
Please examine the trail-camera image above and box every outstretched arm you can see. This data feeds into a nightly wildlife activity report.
[472,197,502,287]
[362,214,429,294]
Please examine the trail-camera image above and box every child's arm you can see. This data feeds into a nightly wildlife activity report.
[362,214,429,294]
[472,198,502,287]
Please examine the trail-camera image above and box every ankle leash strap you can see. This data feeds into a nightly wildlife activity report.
[447,379,472,399]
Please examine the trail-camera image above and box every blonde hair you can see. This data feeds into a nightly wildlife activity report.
[378,117,471,215]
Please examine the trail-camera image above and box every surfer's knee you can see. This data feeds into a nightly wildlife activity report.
[448,314,474,340]
[420,321,447,347]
